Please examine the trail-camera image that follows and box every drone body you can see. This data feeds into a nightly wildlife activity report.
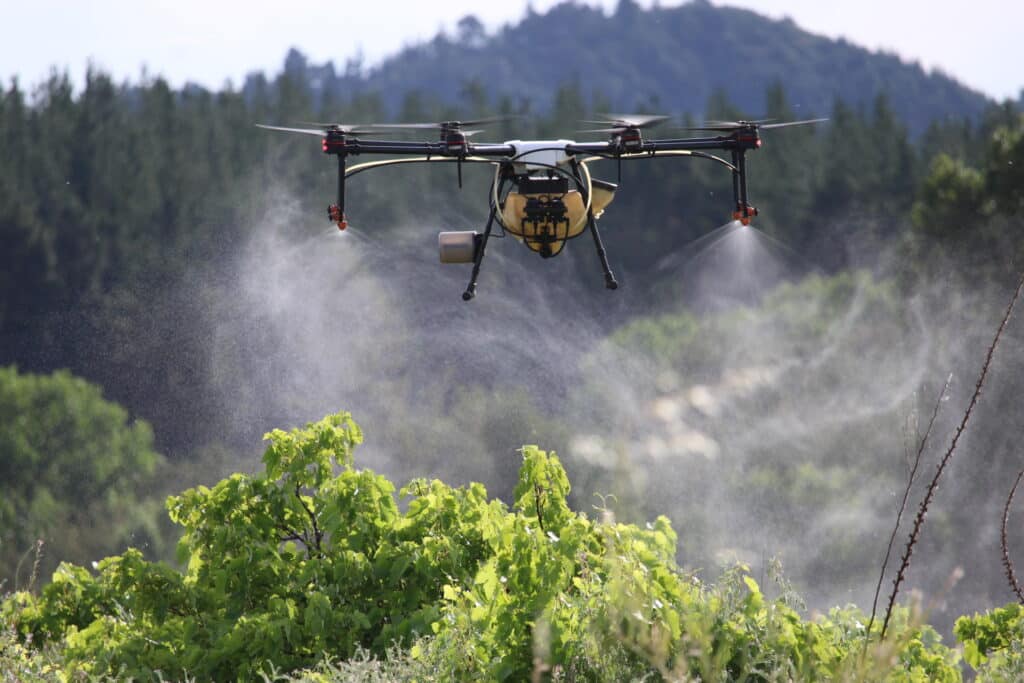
[258,115,825,300]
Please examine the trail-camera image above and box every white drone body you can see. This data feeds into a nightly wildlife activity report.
[504,140,575,173]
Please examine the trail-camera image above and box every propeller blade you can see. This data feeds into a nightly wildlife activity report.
[373,116,514,131]
[255,124,328,137]
[456,115,516,127]
[293,121,391,135]
[681,118,826,133]
[610,113,672,127]
[577,128,629,134]
[586,113,672,129]
[372,122,444,130]
[680,125,744,133]
[704,118,776,126]
[759,118,829,129]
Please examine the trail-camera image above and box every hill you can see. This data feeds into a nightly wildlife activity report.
[259,0,992,134]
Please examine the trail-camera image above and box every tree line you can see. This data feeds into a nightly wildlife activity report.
[1,58,1022,597]
[1,63,1020,455]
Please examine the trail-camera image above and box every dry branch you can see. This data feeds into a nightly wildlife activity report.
[1002,469,1024,604]
[880,271,1024,639]
[866,373,951,641]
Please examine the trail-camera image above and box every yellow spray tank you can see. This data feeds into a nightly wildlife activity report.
[497,142,617,258]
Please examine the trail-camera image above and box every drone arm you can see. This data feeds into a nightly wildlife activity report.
[467,143,518,157]
[340,140,444,155]
[567,137,739,156]
[576,136,759,224]
[579,150,738,173]
[344,156,497,179]
[642,138,759,222]
[337,140,516,158]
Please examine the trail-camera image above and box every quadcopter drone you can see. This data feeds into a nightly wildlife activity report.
[258,114,825,300]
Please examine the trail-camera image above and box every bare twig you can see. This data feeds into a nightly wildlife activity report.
[534,483,546,533]
[294,484,323,556]
[866,373,952,641]
[880,271,1024,639]
[28,539,43,592]
[277,525,305,545]
[13,539,44,593]
[1002,469,1024,604]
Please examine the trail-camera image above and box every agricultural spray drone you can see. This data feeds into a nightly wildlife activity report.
[257,114,825,300]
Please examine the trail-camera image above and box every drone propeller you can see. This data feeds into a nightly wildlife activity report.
[759,118,829,129]
[707,118,777,126]
[683,118,827,132]
[294,121,396,135]
[255,124,331,137]
[256,122,384,136]
[371,116,512,132]
[581,113,672,130]
[371,127,487,138]
[578,128,637,134]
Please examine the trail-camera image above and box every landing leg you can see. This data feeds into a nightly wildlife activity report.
[588,212,618,290]
[463,206,497,301]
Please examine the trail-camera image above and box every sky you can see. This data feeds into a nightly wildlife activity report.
[1,0,1021,102]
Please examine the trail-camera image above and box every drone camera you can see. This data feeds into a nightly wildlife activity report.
[439,231,482,264]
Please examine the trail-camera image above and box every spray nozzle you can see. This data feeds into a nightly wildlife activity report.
[328,204,348,230]
[732,205,759,226]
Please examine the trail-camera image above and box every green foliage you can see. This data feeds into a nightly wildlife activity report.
[0,621,64,682]
[956,603,1024,679]
[0,366,164,589]
[424,453,960,681]
[913,114,1024,231]
[2,413,497,679]
[912,153,988,233]
[1,412,966,681]
[985,114,1024,216]
[908,113,1024,279]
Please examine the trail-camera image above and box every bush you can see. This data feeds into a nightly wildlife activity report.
[2,412,964,681]
[0,367,164,589]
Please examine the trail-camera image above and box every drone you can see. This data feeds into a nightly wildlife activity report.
[257,114,825,300]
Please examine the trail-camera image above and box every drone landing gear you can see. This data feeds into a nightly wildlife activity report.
[587,212,618,290]
[463,206,498,301]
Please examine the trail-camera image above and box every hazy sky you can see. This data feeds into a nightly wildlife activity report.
[2,0,1021,101]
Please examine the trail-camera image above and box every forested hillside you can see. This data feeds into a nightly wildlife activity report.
[3,2,1024,678]
[281,0,991,134]
[1,53,1016,461]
